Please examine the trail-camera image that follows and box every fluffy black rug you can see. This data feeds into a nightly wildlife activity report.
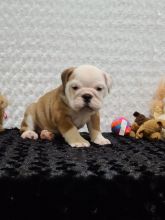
[0,128,165,220]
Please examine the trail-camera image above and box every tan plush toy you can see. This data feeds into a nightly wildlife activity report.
[136,119,165,140]
[150,78,165,139]
[129,112,150,138]
[0,94,8,132]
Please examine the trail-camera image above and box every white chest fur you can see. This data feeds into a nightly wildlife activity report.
[71,110,93,129]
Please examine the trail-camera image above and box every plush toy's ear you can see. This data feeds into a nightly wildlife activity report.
[157,120,165,128]
[61,67,75,92]
[157,121,162,127]
[103,72,112,94]
[133,112,140,117]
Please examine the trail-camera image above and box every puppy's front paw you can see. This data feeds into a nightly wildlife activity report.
[21,130,38,140]
[93,133,111,145]
[69,138,90,148]
[63,127,90,148]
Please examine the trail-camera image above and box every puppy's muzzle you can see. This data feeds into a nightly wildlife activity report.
[82,94,92,103]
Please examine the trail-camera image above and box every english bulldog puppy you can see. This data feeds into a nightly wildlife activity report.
[21,65,112,147]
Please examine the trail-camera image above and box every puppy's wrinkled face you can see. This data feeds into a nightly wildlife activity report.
[62,65,112,112]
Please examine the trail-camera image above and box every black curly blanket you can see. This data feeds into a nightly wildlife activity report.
[0,129,165,220]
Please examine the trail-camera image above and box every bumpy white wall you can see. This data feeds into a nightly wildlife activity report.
[0,0,165,131]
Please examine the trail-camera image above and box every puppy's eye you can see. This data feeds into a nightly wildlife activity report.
[72,86,79,90]
[96,87,103,91]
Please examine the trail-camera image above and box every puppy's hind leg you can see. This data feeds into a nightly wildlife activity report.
[40,130,54,140]
[20,107,38,140]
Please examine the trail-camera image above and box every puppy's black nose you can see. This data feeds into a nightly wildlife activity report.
[82,94,92,103]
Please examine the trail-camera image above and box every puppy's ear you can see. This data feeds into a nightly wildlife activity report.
[61,67,75,92]
[103,72,112,94]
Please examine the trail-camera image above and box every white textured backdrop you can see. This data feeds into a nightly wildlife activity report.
[0,0,165,131]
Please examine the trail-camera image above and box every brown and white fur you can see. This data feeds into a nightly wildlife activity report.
[150,77,165,139]
[21,65,112,147]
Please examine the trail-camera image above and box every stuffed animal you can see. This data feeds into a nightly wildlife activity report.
[136,119,165,140]
[129,112,150,138]
[150,78,165,139]
[151,99,164,118]
[0,94,8,132]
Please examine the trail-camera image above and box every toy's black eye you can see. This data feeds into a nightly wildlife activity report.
[72,86,79,90]
[96,87,102,91]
